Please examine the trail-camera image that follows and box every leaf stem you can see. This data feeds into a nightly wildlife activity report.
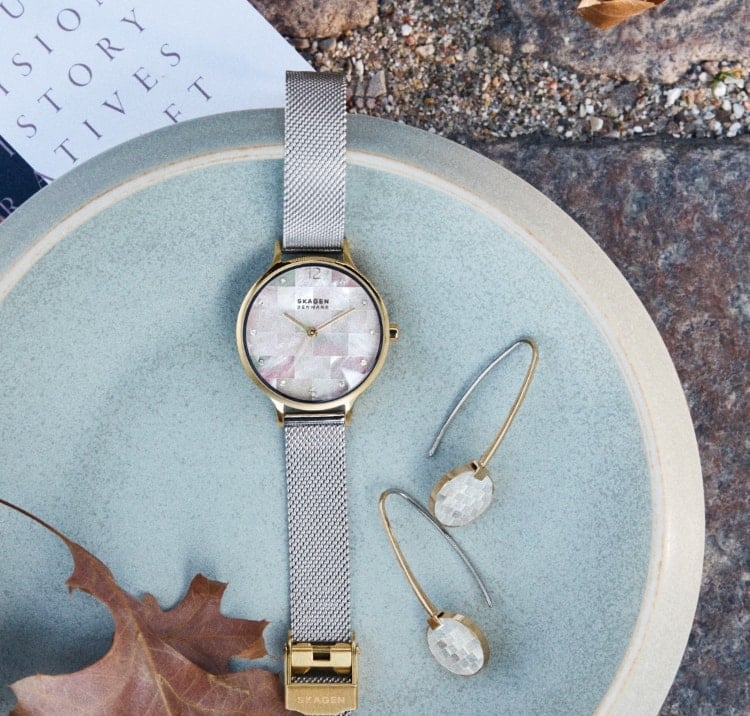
[0,497,69,544]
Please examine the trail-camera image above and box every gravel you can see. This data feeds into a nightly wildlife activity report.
[292,0,749,143]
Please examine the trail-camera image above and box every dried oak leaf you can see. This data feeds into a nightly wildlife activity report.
[139,574,267,674]
[3,500,292,716]
[577,0,666,29]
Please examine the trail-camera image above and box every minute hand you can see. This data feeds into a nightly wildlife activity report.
[313,307,356,333]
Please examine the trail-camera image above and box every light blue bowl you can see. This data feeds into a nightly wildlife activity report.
[0,111,703,714]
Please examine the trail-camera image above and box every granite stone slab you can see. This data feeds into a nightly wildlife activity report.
[475,135,750,714]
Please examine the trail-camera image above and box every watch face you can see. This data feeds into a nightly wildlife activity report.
[240,262,385,404]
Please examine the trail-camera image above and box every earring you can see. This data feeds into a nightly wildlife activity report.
[378,488,492,676]
[428,338,539,528]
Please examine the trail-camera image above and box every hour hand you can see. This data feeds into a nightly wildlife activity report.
[284,312,315,336]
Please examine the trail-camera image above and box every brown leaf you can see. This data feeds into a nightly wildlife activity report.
[577,0,666,29]
[140,574,268,673]
[2,500,292,716]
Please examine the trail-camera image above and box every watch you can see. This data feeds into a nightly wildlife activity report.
[236,71,398,715]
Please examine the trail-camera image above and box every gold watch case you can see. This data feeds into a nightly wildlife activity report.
[236,240,398,423]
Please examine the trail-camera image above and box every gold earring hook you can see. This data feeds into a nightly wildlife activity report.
[428,338,539,470]
[378,488,492,628]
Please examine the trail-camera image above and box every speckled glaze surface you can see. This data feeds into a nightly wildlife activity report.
[0,111,703,714]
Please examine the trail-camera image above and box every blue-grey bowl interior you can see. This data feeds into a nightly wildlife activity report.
[0,111,651,715]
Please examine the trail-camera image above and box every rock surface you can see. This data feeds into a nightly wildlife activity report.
[301,0,750,142]
[249,0,376,39]
[485,0,749,83]
[478,135,750,713]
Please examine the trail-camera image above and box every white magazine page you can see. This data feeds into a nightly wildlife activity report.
[0,0,310,179]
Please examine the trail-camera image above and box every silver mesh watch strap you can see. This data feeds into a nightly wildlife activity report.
[282,71,346,252]
[284,416,351,643]
[282,73,356,715]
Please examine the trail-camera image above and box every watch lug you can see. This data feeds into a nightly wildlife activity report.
[271,240,282,265]
[341,239,356,267]
[272,399,286,426]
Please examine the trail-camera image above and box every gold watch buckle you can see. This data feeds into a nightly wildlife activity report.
[284,633,359,715]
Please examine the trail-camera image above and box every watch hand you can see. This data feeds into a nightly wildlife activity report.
[313,307,356,333]
[284,312,316,336]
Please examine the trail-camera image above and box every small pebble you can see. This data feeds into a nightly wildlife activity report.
[415,44,435,58]
[703,61,720,75]
[366,69,387,98]
[665,88,682,107]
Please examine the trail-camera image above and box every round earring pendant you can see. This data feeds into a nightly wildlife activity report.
[430,464,494,527]
[426,612,489,676]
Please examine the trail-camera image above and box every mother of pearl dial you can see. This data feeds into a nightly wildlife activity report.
[242,263,384,403]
